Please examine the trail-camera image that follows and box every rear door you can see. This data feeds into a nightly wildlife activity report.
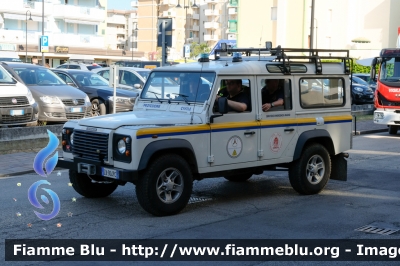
[257,76,297,161]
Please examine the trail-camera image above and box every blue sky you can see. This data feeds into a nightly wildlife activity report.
[107,0,132,10]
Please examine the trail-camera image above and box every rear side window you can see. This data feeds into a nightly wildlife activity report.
[300,78,344,108]
[87,65,102,70]
[97,70,110,80]
[68,65,81,69]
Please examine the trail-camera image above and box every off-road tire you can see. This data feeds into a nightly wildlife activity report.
[289,143,331,195]
[69,170,118,198]
[224,173,253,182]
[91,98,106,116]
[389,125,398,135]
[136,154,193,216]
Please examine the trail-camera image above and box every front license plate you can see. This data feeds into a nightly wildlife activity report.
[71,107,82,112]
[10,110,24,116]
[101,167,119,179]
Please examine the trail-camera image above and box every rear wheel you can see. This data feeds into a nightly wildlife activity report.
[224,173,253,182]
[289,143,331,195]
[389,125,398,135]
[136,154,193,216]
[69,170,118,198]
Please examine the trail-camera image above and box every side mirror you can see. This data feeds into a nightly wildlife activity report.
[67,82,77,87]
[134,84,141,89]
[209,97,229,123]
[218,97,229,114]
[370,58,378,82]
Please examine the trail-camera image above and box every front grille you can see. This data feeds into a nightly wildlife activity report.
[62,99,85,106]
[0,96,29,106]
[66,112,86,120]
[1,113,32,123]
[72,130,109,161]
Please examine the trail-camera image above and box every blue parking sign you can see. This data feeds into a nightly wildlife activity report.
[40,36,49,53]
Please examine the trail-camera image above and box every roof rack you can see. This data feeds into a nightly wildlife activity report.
[213,46,351,75]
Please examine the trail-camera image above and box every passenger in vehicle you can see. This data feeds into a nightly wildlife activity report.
[216,79,250,112]
[261,79,284,111]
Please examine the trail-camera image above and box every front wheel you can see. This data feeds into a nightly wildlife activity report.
[136,154,193,216]
[69,170,118,198]
[91,99,106,116]
[389,125,398,135]
[289,143,331,195]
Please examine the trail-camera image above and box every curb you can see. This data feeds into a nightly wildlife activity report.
[0,167,63,178]
[353,128,388,135]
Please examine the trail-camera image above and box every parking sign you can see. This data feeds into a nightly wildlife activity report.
[184,45,190,58]
[40,36,49,53]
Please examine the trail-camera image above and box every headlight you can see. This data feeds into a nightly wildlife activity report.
[70,132,74,145]
[27,89,35,104]
[85,95,90,104]
[374,112,384,119]
[353,87,364,92]
[108,96,133,104]
[117,139,126,154]
[40,96,61,104]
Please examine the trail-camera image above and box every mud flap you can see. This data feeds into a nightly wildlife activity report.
[330,153,348,181]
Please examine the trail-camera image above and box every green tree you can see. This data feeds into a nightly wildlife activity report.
[190,42,211,58]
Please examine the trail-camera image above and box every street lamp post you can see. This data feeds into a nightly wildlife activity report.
[25,10,32,63]
[176,0,198,62]
[132,23,138,61]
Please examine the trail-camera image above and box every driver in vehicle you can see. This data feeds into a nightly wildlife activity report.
[215,79,250,112]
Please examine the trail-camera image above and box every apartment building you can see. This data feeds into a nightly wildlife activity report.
[0,0,144,67]
[136,0,232,60]
[106,9,140,57]
[237,0,400,59]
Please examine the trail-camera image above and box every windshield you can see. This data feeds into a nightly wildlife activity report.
[0,65,16,84]
[137,71,150,81]
[71,72,109,86]
[351,76,369,86]
[0,58,22,62]
[380,57,400,82]
[13,67,66,86]
[141,72,216,103]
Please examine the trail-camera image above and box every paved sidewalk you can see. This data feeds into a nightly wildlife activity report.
[0,120,389,178]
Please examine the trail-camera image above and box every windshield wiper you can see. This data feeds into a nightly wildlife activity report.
[148,91,162,103]
[173,93,190,105]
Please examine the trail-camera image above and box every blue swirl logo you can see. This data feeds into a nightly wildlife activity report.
[28,180,60,221]
[33,130,59,177]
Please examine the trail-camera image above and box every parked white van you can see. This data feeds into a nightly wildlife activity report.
[0,64,38,127]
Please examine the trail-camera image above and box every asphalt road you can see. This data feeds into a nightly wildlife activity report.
[1,132,399,266]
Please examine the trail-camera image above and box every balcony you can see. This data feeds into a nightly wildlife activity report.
[228,7,237,15]
[131,0,138,8]
[192,37,199,43]
[204,22,219,29]
[204,34,218,41]
[205,0,218,4]
[116,28,126,34]
[161,10,176,18]
[53,4,105,24]
[192,13,200,20]
[0,29,105,48]
[160,0,178,6]
[192,25,199,31]
[107,16,127,25]
[205,9,219,16]
[0,0,52,17]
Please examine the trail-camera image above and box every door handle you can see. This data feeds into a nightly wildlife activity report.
[244,131,256,136]
[284,128,295,132]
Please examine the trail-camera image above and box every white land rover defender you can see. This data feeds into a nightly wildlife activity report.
[58,46,352,216]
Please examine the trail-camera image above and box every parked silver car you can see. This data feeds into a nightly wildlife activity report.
[92,67,150,91]
[4,63,91,123]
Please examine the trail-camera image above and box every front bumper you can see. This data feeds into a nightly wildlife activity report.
[38,104,91,122]
[57,157,138,183]
[0,105,36,126]
[374,110,400,126]
[353,93,374,103]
